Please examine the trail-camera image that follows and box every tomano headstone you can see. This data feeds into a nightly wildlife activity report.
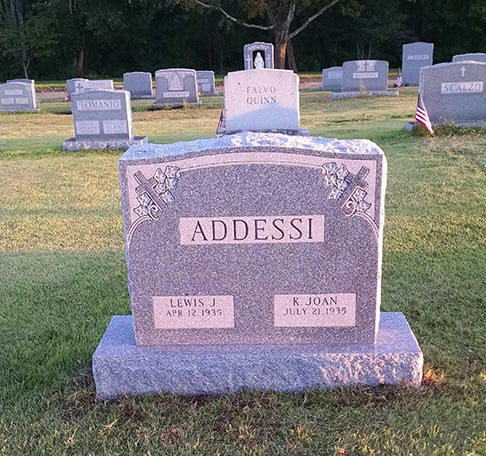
[334,60,397,98]
[452,53,486,63]
[321,67,343,91]
[224,69,305,134]
[408,61,486,128]
[402,42,434,86]
[123,72,154,99]
[244,42,274,70]
[62,89,148,151]
[155,69,199,106]
[196,71,216,96]
[0,81,38,112]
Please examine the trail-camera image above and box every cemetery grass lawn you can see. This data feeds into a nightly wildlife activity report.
[1,87,486,455]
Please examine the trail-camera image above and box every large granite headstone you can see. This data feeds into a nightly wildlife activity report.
[224,69,304,134]
[155,69,199,106]
[415,61,486,127]
[93,134,422,398]
[66,78,89,99]
[244,42,274,69]
[62,89,148,151]
[321,66,343,91]
[334,60,397,98]
[452,53,486,63]
[123,72,153,99]
[7,78,35,85]
[402,42,434,86]
[0,81,38,112]
[196,70,216,96]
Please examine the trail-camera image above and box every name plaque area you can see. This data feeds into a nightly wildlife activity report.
[274,293,356,327]
[4,89,22,96]
[407,55,429,60]
[179,215,325,246]
[163,91,190,98]
[153,295,235,329]
[76,99,121,111]
[353,72,379,79]
[441,81,484,94]
[328,72,342,79]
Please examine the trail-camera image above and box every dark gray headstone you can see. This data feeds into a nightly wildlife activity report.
[420,62,486,126]
[342,60,389,92]
[0,81,38,112]
[244,42,275,69]
[7,78,34,85]
[155,69,199,106]
[66,78,89,98]
[402,42,434,86]
[321,66,343,91]
[196,71,216,96]
[452,53,486,63]
[123,72,153,99]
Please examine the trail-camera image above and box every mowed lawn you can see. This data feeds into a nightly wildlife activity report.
[1,87,486,455]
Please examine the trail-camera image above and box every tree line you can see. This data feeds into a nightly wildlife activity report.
[1,0,485,80]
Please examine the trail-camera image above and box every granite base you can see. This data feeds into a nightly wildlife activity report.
[331,90,399,99]
[93,312,423,399]
[0,107,39,113]
[62,136,148,151]
[405,121,486,131]
[223,128,310,137]
[130,95,154,99]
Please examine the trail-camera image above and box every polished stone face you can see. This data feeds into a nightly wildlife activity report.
[196,70,216,96]
[70,89,133,141]
[322,67,343,91]
[154,68,199,106]
[342,60,389,92]
[402,42,434,86]
[118,133,387,347]
[0,81,37,112]
[123,72,153,98]
[420,62,486,125]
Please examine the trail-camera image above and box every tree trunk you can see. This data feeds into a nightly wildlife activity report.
[76,48,85,75]
[275,39,287,69]
[286,39,297,72]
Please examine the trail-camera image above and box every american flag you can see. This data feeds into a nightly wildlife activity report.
[216,110,226,135]
[396,69,403,88]
[415,92,434,136]
[64,90,70,102]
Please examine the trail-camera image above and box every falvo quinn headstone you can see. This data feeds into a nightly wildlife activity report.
[92,132,423,399]
[0,81,38,112]
[402,42,434,86]
[321,66,343,91]
[406,62,486,129]
[196,70,216,96]
[244,42,274,69]
[123,72,153,99]
[224,69,306,135]
[452,53,486,63]
[62,89,148,151]
[155,69,200,106]
[333,60,398,98]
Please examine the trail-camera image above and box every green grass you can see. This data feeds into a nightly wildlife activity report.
[1,87,486,455]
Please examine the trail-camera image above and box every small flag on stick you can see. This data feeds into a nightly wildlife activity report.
[396,69,403,88]
[216,110,226,135]
[64,90,70,102]
[415,92,434,136]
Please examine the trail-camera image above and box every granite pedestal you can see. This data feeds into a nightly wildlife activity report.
[332,90,398,99]
[62,136,148,151]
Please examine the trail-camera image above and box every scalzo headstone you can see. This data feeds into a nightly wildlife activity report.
[93,71,423,398]
[452,53,486,63]
[63,89,148,151]
[155,69,200,107]
[321,66,343,91]
[402,42,434,86]
[333,60,398,98]
[244,42,274,70]
[123,72,153,99]
[409,61,486,128]
[196,70,216,96]
[0,81,38,112]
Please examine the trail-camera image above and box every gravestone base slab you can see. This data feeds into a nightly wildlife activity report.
[331,90,399,99]
[62,136,148,151]
[130,95,154,100]
[223,128,310,137]
[405,121,486,131]
[153,101,202,108]
[93,312,423,400]
[0,107,39,113]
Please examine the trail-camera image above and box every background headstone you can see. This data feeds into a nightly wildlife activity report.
[63,89,147,150]
[419,61,486,126]
[342,60,389,92]
[93,132,423,398]
[452,53,486,63]
[7,78,35,85]
[244,42,274,69]
[74,79,114,92]
[196,70,216,96]
[0,81,38,112]
[224,69,301,133]
[123,72,153,99]
[155,69,199,106]
[66,78,89,98]
[321,66,343,91]
[402,42,434,86]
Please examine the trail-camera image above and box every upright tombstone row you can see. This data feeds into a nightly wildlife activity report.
[63,89,148,151]
[402,42,434,86]
[0,80,38,112]
[93,66,423,399]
